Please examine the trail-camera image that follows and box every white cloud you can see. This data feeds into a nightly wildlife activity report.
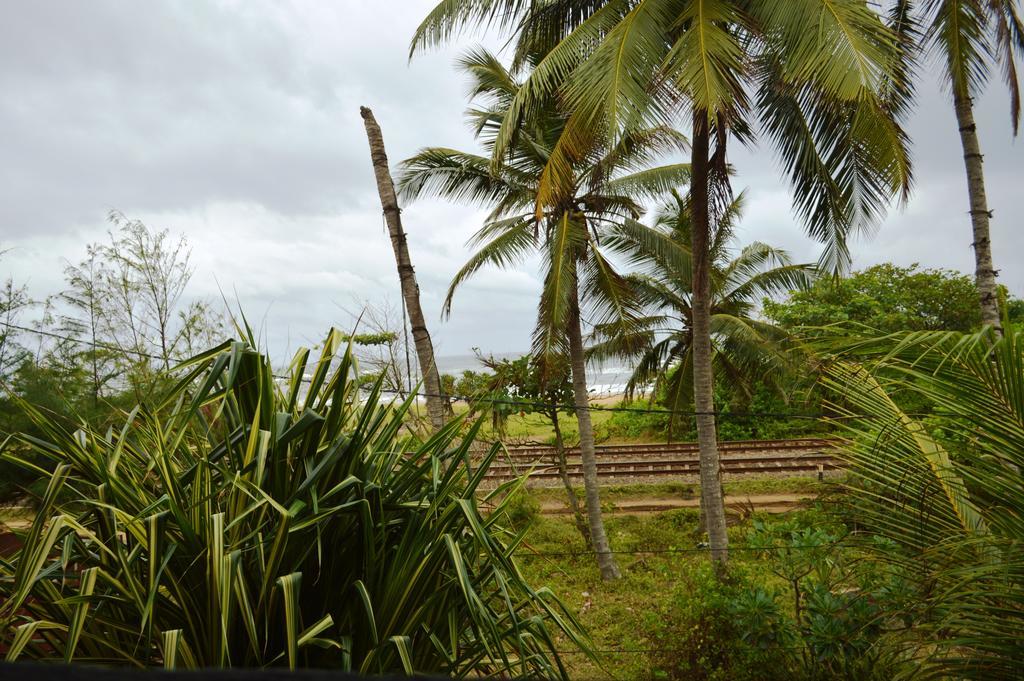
[1,0,1022,363]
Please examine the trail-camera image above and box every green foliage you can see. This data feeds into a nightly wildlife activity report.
[0,267,32,382]
[644,562,790,681]
[916,0,1024,125]
[600,381,826,442]
[413,0,913,274]
[599,402,671,441]
[593,190,816,433]
[821,325,1024,678]
[1,218,223,504]
[644,515,912,681]
[498,488,541,530]
[340,331,398,347]
[0,329,589,676]
[445,355,576,442]
[742,518,913,680]
[398,48,688,365]
[763,263,986,333]
[449,368,492,401]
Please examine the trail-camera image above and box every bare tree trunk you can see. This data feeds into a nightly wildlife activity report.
[551,409,591,548]
[953,93,1002,332]
[690,115,729,568]
[360,106,449,431]
[567,278,620,580]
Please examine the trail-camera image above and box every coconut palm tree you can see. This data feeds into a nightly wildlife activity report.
[360,106,449,431]
[911,0,1024,331]
[413,0,913,568]
[397,48,690,580]
[821,325,1024,677]
[591,191,816,435]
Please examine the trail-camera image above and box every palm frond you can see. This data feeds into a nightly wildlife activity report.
[410,0,532,55]
[816,326,1024,678]
[601,163,692,202]
[443,217,537,317]
[563,0,677,134]
[755,59,912,274]
[752,0,898,100]
[532,213,586,360]
[925,0,993,97]
[397,148,534,208]
[662,0,749,116]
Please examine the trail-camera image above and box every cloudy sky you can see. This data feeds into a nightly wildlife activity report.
[1,0,1021,360]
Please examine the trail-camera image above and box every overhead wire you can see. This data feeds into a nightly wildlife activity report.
[0,320,869,421]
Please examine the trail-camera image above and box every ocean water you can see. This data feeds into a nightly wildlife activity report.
[436,352,633,397]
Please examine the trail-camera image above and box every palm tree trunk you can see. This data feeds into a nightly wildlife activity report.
[567,277,620,580]
[360,106,449,431]
[953,93,1002,332]
[690,115,729,568]
[551,408,591,548]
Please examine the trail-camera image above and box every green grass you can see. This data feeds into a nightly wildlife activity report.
[526,476,836,506]
[507,476,839,678]
[450,402,619,444]
[514,504,829,679]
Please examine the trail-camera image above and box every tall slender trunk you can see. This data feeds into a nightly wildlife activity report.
[551,409,591,547]
[690,115,729,568]
[360,106,449,431]
[953,92,1002,332]
[567,277,620,580]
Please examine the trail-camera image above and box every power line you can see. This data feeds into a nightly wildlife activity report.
[376,387,842,421]
[517,542,842,559]
[1,321,176,365]
[1,320,867,422]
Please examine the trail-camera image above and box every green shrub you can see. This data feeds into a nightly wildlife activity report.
[499,487,541,528]
[643,562,791,681]
[0,330,589,677]
[643,516,914,681]
[739,518,912,680]
[599,406,670,441]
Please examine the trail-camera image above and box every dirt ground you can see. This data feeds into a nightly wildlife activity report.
[538,493,813,516]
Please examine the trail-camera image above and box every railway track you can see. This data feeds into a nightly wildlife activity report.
[494,437,835,461]
[481,438,841,485]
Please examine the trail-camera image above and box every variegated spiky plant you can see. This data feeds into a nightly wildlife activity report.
[0,328,589,678]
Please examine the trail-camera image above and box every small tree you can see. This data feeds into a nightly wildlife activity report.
[340,301,413,398]
[60,245,120,406]
[101,211,222,377]
[464,353,591,545]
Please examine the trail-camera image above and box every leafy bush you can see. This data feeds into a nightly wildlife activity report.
[0,330,589,677]
[599,404,670,441]
[643,562,790,681]
[741,519,911,680]
[601,382,826,443]
[498,487,541,529]
[644,514,913,681]
[762,263,987,333]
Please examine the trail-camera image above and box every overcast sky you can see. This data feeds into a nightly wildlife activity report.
[1,0,1021,360]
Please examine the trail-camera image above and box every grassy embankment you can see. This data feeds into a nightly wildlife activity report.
[510,478,840,679]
